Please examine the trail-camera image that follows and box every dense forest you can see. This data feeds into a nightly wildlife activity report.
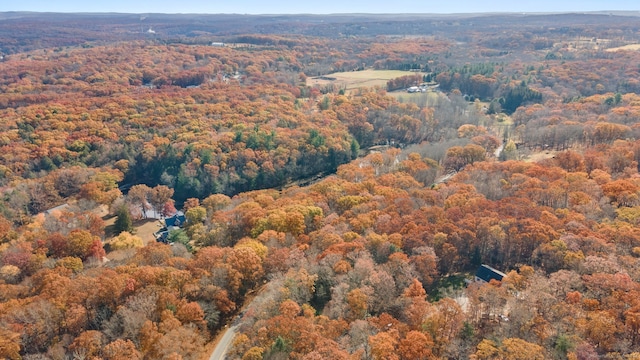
[2,11,640,360]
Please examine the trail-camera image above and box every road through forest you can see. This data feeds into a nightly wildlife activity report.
[209,324,238,360]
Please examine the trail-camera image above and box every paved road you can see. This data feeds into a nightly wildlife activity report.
[209,325,238,360]
[208,285,266,360]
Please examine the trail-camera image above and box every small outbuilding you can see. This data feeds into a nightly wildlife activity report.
[43,203,70,216]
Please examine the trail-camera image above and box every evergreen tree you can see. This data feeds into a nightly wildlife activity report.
[168,229,191,251]
[114,206,133,235]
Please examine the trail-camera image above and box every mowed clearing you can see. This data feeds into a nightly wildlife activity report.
[606,44,640,52]
[103,216,164,262]
[307,70,425,91]
[104,216,163,246]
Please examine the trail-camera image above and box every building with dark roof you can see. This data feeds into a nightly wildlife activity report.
[475,264,507,283]
[154,230,170,243]
[154,212,186,243]
[164,213,186,228]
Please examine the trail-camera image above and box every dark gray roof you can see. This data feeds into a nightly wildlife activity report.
[154,230,169,243]
[475,264,506,283]
[165,214,186,228]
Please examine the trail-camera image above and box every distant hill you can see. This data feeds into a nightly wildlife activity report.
[1,11,639,54]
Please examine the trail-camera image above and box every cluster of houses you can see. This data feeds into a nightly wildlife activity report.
[153,212,186,243]
[407,85,426,93]
[407,83,439,93]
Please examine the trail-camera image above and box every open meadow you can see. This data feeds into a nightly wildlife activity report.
[307,69,425,92]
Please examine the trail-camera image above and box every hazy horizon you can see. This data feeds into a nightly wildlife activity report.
[1,0,638,15]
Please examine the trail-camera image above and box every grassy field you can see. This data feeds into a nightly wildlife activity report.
[606,44,640,52]
[307,69,425,92]
[390,90,440,103]
[523,150,557,163]
[103,217,164,262]
[104,216,162,245]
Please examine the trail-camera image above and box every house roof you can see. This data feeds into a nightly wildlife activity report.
[475,264,507,283]
[165,213,186,228]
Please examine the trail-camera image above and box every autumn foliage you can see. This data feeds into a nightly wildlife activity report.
[3,11,640,360]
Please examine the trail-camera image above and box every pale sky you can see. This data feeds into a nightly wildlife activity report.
[1,0,638,14]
